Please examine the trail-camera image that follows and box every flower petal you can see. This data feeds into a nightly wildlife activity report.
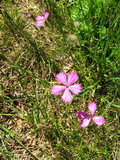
[76,110,89,119]
[67,72,79,85]
[51,85,66,95]
[35,16,44,21]
[44,12,49,20]
[35,12,49,21]
[56,72,67,85]
[35,21,44,27]
[69,84,82,94]
[92,116,105,126]
[80,118,91,128]
[88,102,97,116]
[61,88,73,103]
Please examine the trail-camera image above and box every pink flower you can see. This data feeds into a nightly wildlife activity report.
[76,102,105,127]
[35,12,49,27]
[51,72,82,103]
[18,101,25,104]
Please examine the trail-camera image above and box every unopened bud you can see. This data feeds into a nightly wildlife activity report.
[74,21,80,27]
[67,34,78,42]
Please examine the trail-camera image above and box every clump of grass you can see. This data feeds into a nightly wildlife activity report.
[0,0,119,159]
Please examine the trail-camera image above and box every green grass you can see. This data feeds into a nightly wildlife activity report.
[0,0,120,159]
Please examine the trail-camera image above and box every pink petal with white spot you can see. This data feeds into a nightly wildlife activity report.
[44,12,49,20]
[92,116,105,126]
[51,85,66,95]
[56,72,67,85]
[35,21,44,27]
[76,110,89,119]
[67,72,79,86]
[88,102,97,116]
[61,88,73,103]
[69,84,82,94]
[35,16,44,21]
[80,118,91,128]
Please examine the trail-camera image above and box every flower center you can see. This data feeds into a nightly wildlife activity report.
[66,85,70,89]
[38,16,44,20]
[66,83,70,87]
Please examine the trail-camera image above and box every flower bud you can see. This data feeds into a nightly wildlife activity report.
[74,21,80,27]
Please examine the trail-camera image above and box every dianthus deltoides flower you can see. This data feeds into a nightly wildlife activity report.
[51,72,82,103]
[35,12,49,27]
[76,102,105,127]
